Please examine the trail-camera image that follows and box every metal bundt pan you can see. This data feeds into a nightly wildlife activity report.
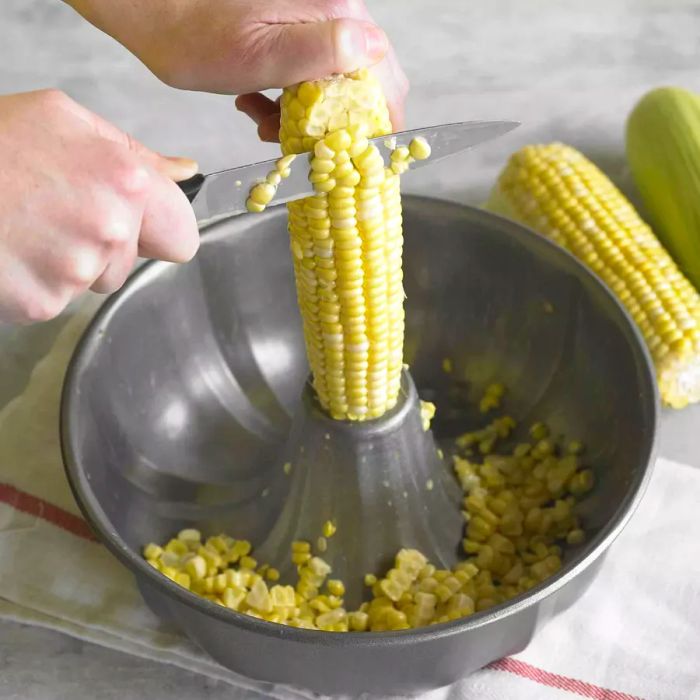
[60,196,658,696]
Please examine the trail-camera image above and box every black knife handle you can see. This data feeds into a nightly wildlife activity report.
[177,173,205,203]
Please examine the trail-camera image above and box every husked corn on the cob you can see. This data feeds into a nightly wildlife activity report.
[485,142,700,408]
[279,69,403,421]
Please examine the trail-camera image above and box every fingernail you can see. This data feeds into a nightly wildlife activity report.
[362,23,388,62]
[162,156,199,181]
[342,20,388,66]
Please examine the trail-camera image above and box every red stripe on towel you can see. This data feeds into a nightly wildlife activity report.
[488,657,644,699]
[0,483,97,542]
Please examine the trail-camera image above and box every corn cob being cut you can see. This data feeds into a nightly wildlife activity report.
[484,143,700,408]
[277,70,405,421]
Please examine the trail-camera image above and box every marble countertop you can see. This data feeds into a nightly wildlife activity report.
[2,0,700,697]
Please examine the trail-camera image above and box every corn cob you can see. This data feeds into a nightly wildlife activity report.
[278,70,404,421]
[626,86,700,290]
[484,142,700,408]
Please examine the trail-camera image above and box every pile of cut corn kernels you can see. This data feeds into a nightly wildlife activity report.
[143,384,594,632]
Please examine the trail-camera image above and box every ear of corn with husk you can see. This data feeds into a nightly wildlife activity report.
[484,142,700,409]
[626,86,700,291]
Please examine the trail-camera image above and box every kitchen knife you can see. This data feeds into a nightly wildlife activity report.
[178,120,519,226]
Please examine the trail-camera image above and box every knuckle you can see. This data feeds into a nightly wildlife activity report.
[114,163,151,196]
[37,88,69,107]
[65,250,103,285]
[328,0,361,16]
[95,214,134,247]
[143,46,190,90]
[105,151,151,196]
[22,295,65,323]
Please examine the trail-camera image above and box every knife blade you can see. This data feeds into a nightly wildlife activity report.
[179,120,519,226]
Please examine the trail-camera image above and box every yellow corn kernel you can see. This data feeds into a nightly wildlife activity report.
[316,608,348,631]
[327,579,345,597]
[307,556,332,578]
[161,566,178,580]
[177,528,202,545]
[206,535,229,554]
[223,586,247,611]
[240,556,257,570]
[143,543,162,560]
[246,579,273,613]
[419,400,436,431]
[409,136,431,161]
[566,528,586,545]
[165,539,188,556]
[349,611,369,631]
[322,520,337,538]
[292,552,312,566]
[569,469,595,494]
[233,540,252,558]
[173,572,191,589]
[182,554,205,581]
[245,199,265,213]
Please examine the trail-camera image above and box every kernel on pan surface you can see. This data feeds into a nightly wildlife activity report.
[143,385,594,632]
[484,142,700,409]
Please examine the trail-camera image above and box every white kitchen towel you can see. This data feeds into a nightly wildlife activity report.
[1,303,699,700]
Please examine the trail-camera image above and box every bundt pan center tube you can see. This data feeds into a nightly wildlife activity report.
[60,196,657,696]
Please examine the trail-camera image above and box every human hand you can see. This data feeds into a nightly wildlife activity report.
[67,0,409,137]
[0,90,199,324]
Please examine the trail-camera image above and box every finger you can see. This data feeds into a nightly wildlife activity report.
[235,93,281,142]
[258,113,281,142]
[385,89,405,132]
[138,173,199,262]
[0,258,73,325]
[235,93,279,124]
[371,51,409,132]
[250,18,388,89]
[91,239,139,294]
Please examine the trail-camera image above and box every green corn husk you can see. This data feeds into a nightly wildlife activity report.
[626,86,700,290]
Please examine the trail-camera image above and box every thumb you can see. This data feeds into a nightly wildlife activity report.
[112,136,199,183]
[256,18,388,88]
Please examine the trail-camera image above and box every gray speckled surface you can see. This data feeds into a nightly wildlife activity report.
[1,0,700,697]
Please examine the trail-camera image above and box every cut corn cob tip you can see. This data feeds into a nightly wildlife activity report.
[484,142,700,409]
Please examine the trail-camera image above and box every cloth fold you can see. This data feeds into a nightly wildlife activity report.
[1,302,698,700]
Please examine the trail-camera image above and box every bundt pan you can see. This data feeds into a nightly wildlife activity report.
[60,195,658,697]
